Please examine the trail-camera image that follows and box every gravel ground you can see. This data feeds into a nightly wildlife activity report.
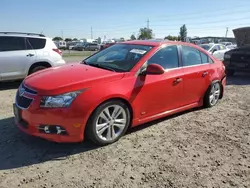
[0,73,250,188]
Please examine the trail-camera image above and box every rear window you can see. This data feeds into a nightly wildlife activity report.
[27,38,46,49]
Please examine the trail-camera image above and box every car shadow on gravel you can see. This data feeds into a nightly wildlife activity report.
[0,80,22,91]
[226,72,250,85]
[0,108,200,170]
[0,117,98,170]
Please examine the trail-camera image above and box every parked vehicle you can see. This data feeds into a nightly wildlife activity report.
[72,42,86,51]
[0,32,66,82]
[226,44,237,50]
[54,40,67,50]
[199,43,230,60]
[67,41,78,50]
[100,42,116,50]
[223,45,250,76]
[84,43,99,51]
[220,42,233,46]
[13,40,226,145]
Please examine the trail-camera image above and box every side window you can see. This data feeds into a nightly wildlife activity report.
[200,51,209,64]
[0,36,25,51]
[220,45,226,50]
[147,45,179,69]
[181,45,202,66]
[215,45,220,50]
[27,38,46,50]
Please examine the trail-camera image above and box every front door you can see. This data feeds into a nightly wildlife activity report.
[0,36,36,81]
[132,45,185,119]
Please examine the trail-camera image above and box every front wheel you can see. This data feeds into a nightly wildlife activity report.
[85,100,131,146]
[204,82,221,108]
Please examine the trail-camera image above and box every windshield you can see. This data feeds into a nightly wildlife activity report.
[199,44,213,51]
[83,44,153,72]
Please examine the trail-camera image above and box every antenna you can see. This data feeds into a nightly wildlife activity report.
[91,26,93,39]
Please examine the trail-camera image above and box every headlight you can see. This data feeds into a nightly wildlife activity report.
[224,53,231,59]
[40,91,83,108]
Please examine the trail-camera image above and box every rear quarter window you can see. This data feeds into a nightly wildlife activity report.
[27,38,46,49]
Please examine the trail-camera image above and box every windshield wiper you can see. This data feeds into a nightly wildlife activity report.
[88,63,116,72]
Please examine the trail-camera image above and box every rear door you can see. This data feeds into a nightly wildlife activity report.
[0,36,36,81]
[180,45,213,105]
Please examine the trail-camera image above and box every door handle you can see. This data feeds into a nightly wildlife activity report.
[202,71,208,77]
[173,78,182,85]
[26,54,34,57]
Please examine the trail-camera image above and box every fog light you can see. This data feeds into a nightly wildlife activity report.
[38,125,68,135]
[44,126,50,134]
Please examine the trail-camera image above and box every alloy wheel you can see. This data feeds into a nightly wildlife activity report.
[209,83,221,106]
[95,105,127,141]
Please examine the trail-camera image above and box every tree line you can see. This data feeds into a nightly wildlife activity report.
[53,24,187,42]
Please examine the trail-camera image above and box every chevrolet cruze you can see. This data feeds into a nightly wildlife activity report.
[13,40,226,145]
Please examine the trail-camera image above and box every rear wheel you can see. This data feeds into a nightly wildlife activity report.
[204,82,221,108]
[29,66,47,75]
[86,100,131,146]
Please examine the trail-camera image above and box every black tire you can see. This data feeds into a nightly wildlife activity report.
[203,82,222,108]
[29,66,47,75]
[85,100,131,146]
[226,69,235,76]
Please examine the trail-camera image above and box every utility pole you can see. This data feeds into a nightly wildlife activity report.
[61,30,64,39]
[91,26,93,39]
[225,27,228,38]
[147,18,149,29]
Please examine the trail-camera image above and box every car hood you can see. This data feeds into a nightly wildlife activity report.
[24,63,125,95]
[233,27,250,47]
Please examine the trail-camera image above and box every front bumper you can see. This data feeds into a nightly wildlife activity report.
[15,117,82,143]
[13,88,91,143]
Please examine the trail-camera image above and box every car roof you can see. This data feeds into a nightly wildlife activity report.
[0,33,47,39]
[122,40,198,47]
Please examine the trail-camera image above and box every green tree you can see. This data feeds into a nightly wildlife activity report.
[97,37,102,44]
[65,38,72,42]
[73,38,78,41]
[179,24,187,42]
[53,37,63,41]
[120,37,125,41]
[164,35,173,40]
[130,34,136,40]
[138,27,153,40]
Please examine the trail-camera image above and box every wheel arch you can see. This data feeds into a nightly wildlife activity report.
[28,61,52,75]
[84,96,134,135]
[204,79,223,101]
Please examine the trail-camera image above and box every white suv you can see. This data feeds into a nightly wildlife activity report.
[0,32,66,81]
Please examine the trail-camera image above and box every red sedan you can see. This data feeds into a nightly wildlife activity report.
[13,40,226,145]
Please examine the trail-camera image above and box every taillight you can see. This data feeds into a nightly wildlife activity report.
[53,49,62,56]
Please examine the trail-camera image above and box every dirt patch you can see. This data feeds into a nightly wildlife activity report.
[0,74,250,188]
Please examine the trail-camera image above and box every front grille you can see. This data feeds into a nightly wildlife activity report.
[16,90,33,109]
[23,84,37,95]
[16,83,37,109]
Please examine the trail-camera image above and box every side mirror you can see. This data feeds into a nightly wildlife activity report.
[141,63,165,75]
